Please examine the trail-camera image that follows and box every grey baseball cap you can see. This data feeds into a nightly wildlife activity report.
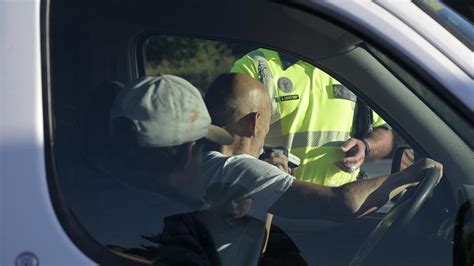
[111,75,232,147]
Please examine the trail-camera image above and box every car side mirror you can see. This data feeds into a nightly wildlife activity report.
[391,145,415,173]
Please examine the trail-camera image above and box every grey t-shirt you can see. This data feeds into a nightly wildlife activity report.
[191,151,295,266]
[196,151,294,220]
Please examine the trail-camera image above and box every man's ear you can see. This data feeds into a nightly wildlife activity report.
[231,112,259,137]
[169,141,197,189]
[183,141,196,169]
[248,112,260,138]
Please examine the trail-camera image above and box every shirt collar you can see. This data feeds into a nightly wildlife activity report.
[277,52,299,70]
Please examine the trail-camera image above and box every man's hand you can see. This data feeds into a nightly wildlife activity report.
[400,148,415,171]
[262,151,290,173]
[337,138,366,173]
[402,158,443,185]
[230,198,253,219]
[271,157,443,221]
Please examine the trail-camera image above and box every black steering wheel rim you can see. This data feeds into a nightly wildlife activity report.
[349,167,440,266]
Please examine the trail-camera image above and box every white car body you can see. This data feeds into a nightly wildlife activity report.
[0,0,472,265]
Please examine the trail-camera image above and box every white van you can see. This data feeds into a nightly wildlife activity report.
[1,0,473,265]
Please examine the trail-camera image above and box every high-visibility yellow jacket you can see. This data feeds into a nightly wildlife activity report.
[231,49,387,186]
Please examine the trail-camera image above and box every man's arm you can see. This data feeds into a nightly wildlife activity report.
[270,158,442,221]
[337,128,393,173]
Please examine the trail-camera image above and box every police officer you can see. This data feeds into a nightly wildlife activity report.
[231,48,393,186]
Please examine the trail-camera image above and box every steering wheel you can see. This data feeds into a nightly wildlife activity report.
[349,167,441,266]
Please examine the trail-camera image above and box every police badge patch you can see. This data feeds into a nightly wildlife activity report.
[278,77,293,93]
[332,84,357,101]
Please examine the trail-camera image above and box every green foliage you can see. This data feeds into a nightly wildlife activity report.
[145,36,252,92]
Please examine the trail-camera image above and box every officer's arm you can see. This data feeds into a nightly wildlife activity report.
[337,128,393,172]
[364,111,393,161]
[269,158,442,221]
[364,127,393,161]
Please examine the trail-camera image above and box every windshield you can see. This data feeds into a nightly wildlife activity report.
[414,0,474,49]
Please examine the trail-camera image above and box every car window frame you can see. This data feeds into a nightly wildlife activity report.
[43,0,470,264]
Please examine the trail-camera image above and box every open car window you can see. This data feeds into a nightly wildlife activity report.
[142,35,407,183]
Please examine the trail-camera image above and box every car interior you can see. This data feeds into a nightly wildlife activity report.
[46,0,474,265]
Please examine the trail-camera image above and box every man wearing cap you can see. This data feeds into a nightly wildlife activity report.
[109,75,232,195]
[98,75,232,251]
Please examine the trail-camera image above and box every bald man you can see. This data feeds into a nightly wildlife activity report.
[195,73,442,264]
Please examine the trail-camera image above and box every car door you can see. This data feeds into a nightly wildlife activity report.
[9,0,470,265]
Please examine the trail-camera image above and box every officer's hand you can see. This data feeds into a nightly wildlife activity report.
[262,151,290,173]
[336,138,366,173]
